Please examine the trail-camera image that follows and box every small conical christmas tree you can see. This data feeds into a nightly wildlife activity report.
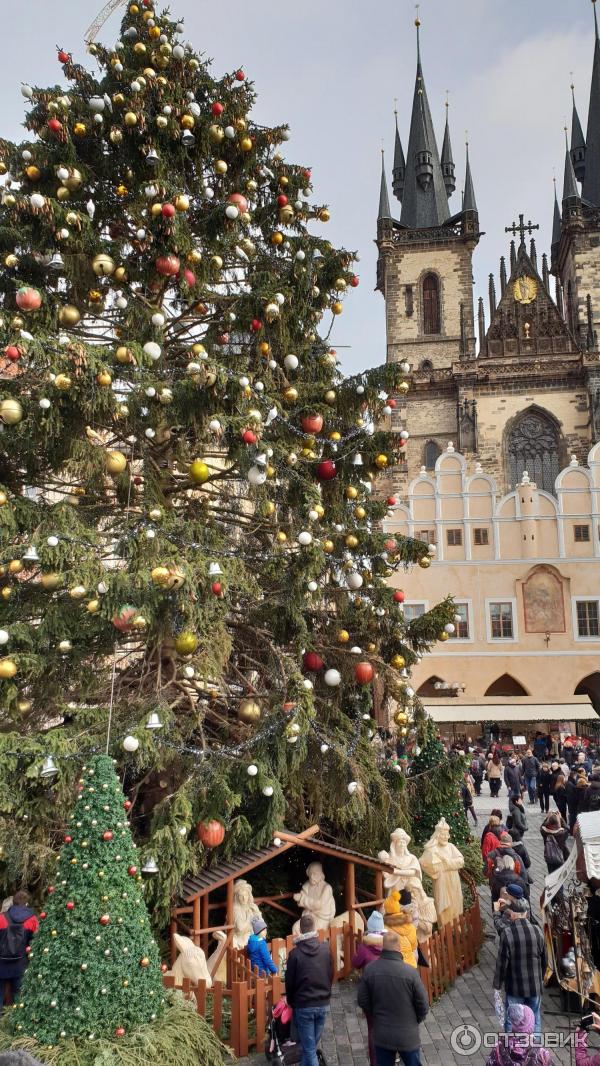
[15,755,164,1045]
[409,720,469,847]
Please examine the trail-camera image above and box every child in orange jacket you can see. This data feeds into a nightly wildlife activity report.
[383,889,418,967]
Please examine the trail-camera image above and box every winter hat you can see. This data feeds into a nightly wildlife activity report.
[384,891,400,915]
[500,832,513,844]
[507,1002,535,1035]
[506,883,525,900]
[251,916,267,936]
[367,910,385,934]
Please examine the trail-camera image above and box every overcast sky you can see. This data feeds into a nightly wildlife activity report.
[0,1,597,372]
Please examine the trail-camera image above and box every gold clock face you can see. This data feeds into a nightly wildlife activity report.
[513,275,538,305]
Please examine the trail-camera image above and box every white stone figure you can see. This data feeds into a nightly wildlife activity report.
[378,828,437,942]
[419,817,465,928]
[167,932,212,989]
[292,861,336,935]
[232,878,263,950]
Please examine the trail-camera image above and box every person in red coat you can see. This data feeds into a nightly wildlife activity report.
[0,891,38,1008]
[353,910,384,1066]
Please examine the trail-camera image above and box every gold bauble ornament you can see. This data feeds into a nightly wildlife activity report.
[114,267,126,282]
[59,305,81,327]
[174,194,190,212]
[279,205,294,224]
[391,655,406,670]
[276,531,287,544]
[116,185,128,197]
[174,631,198,656]
[346,486,358,500]
[189,460,210,484]
[283,387,298,403]
[329,431,341,442]
[87,600,100,614]
[65,212,79,225]
[0,492,7,506]
[54,374,72,391]
[337,630,350,644]
[331,301,343,315]
[367,642,377,653]
[211,255,223,270]
[25,165,41,181]
[110,129,124,145]
[10,316,24,329]
[375,454,388,469]
[8,560,23,575]
[73,123,87,137]
[133,42,147,54]
[0,588,11,601]
[40,572,63,591]
[393,710,408,726]
[96,371,112,387]
[150,203,162,218]
[0,399,23,425]
[188,250,202,265]
[92,253,115,277]
[324,390,336,405]
[181,114,195,130]
[271,232,284,245]
[345,534,359,549]
[263,501,276,516]
[156,115,168,129]
[398,381,410,394]
[4,255,18,269]
[124,112,138,127]
[116,347,133,364]
[319,208,331,222]
[151,566,170,587]
[64,168,83,191]
[106,450,127,475]
[314,504,325,518]
[418,557,431,569]
[113,92,126,106]
[355,506,366,520]
[209,124,224,144]
[439,631,450,641]
[214,159,227,175]
[238,698,261,724]
[323,539,335,553]
[0,659,17,680]
[240,136,253,152]
[69,585,87,600]
[17,700,31,714]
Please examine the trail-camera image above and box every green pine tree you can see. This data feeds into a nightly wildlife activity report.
[409,719,470,847]
[0,1,455,926]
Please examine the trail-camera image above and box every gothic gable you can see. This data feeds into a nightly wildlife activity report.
[482,244,577,359]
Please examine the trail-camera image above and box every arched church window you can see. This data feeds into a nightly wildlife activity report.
[506,409,560,495]
[422,274,441,335]
[424,440,441,470]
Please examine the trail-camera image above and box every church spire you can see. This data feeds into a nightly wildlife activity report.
[570,80,586,181]
[552,177,562,248]
[463,141,477,215]
[378,150,392,222]
[399,14,450,229]
[582,0,600,206]
[392,109,406,203]
[441,97,456,197]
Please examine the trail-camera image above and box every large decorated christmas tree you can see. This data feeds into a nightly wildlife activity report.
[0,0,455,926]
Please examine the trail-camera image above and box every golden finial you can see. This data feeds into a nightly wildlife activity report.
[445,90,450,112]
[415,3,421,28]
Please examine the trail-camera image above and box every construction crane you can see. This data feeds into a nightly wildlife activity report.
[85,0,128,45]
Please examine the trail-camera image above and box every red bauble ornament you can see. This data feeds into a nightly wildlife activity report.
[316,460,336,482]
[350,275,360,288]
[47,886,55,895]
[160,962,169,973]
[301,413,324,435]
[133,475,143,485]
[57,49,70,64]
[140,957,150,968]
[355,661,375,684]
[399,439,406,448]
[124,800,132,811]
[155,254,181,277]
[388,398,397,408]
[384,539,398,553]
[303,169,312,181]
[211,581,222,596]
[242,429,257,444]
[197,820,225,847]
[66,901,74,911]
[5,346,21,362]
[127,865,138,876]
[112,605,136,633]
[211,102,224,116]
[216,332,230,345]
[250,318,262,332]
[16,287,41,312]
[303,651,324,672]
[393,590,405,603]
[39,911,47,920]
[235,70,245,81]
[99,914,110,926]
[115,1028,126,1038]
[277,194,288,207]
[386,496,397,507]
[102,830,114,842]
[64,835,73,844]
[182,268,196,287]
[48,119,62,134]
[162,203,176,218]
[228,193,248,214]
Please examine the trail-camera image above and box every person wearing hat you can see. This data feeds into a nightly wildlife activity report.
[246,915,278,976]
[492,884,538,934]
[485,1003,552,1066]
[352,910,385,1066]
[357,930,429,1066]
[493,898,546,1035]
[383,890,418,968]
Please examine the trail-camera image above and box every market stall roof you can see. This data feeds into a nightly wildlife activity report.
[575,812,600,881]
[424,696,596,724]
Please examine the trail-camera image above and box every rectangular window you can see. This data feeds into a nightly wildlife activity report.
[404,604,426,623]
[447,529,463,546]
[576,600,600,637]
[417,529,436,545]
[473,528,489,546]
[451,604,470,640]
[574,524,591,542]
[490,602,514,640]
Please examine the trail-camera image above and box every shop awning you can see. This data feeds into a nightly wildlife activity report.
[423,698,596,724]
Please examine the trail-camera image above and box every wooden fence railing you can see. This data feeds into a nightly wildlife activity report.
[163,881,483,1058]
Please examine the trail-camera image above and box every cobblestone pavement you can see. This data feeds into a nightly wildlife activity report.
[239,790,593,1065]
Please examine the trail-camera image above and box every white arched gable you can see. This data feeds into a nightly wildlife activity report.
[588,441,600,466]
[408,473,436,496]
[555,465,592,493]
[435,449,467,475]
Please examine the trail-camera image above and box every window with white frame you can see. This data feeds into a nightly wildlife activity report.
[489,602,514,640]
[451,603,470,640]
[575,599,600,638]
[404,603,426,622]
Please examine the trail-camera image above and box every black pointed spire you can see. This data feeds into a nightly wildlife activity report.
[378,150,392,222]
[489,273,497,317]
[530,238,537,271]
[542,253,550,292]
[583,3,600,206]
[477,297,485,351]
[392,110,406,203]
[510,240,517,272]
[570,81,586,181]
[552,177,562,248]
[399,15,450,229]
[441,99,456,197]
[463,142,477,214]
[563,128,582,216]
[500,256,507,295]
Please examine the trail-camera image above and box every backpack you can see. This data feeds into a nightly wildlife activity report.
[0,914,28,961]
[544,832,565,869]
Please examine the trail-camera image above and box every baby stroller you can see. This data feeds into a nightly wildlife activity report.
[264,998,328,1065]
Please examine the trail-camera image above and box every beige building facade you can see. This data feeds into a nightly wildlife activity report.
[384,443,600,741]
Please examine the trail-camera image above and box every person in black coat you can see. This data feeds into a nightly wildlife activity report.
[537,762,552,813]
[357,931,429,1064]
[540,813,569,872]
[489,855,530,905]
[582,774,600,813]
[553,772,568,821]
[503,758,521,797]
[507,794,527,841]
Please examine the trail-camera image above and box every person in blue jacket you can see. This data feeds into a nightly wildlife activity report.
[246,916,278,976]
